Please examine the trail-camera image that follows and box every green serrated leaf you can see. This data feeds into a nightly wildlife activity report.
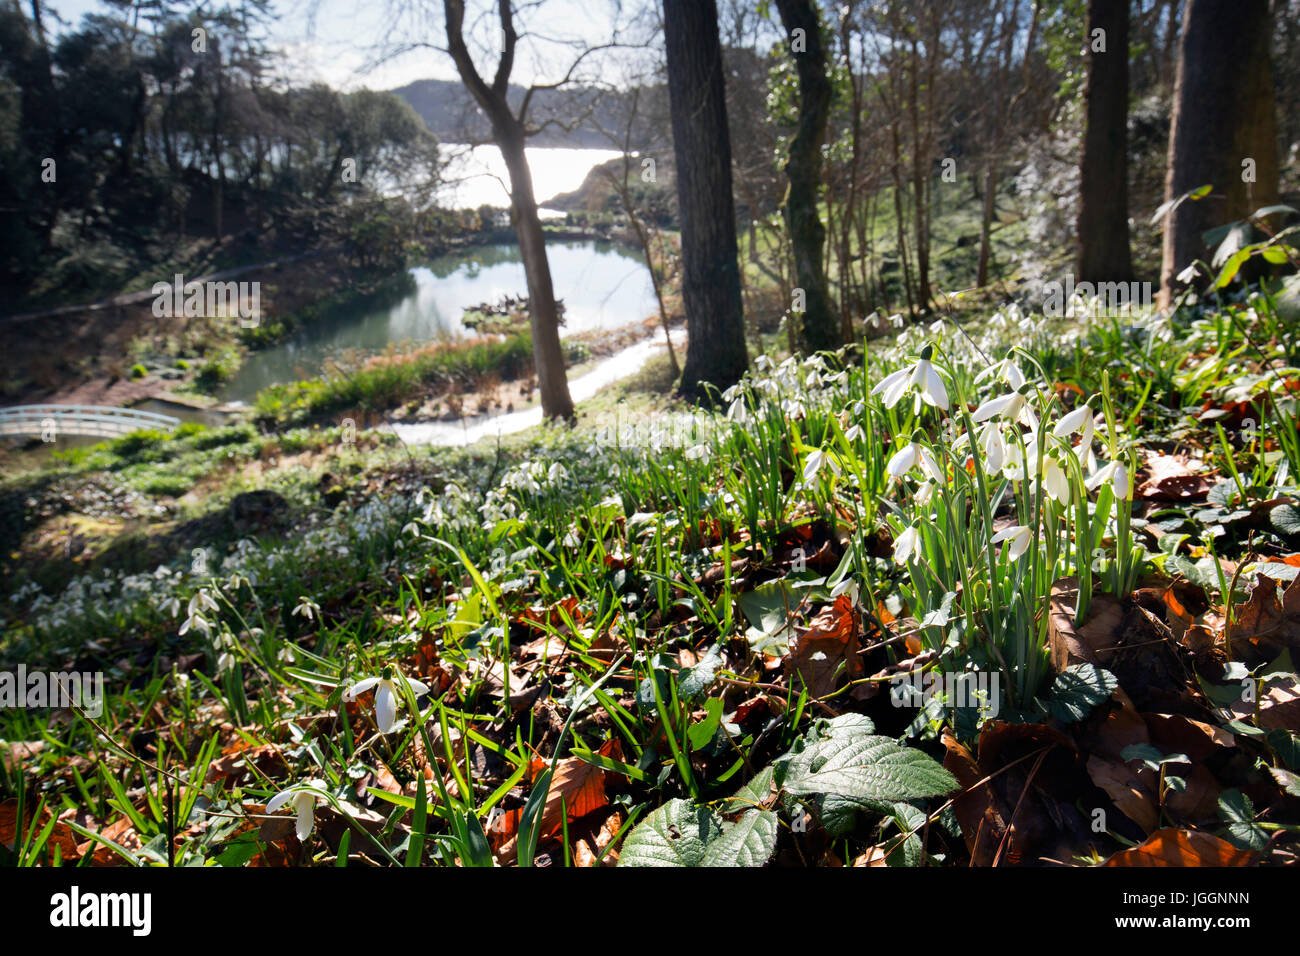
[1268,730,1300,769]
[699,809,778,867]
[727,765,776,809]
[1046,663,1119,723]
[1271,503,1300,537]
[886,803,929,867]
[1217,789,1268,851]
[782,735,956,810]
[678,644,723,701]
[618,799,723,867]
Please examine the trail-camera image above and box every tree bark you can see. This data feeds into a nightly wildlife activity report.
[1159,0,1279,306]
[442,0,573,419]
[1077,0,1134,284]
[774,0,837,353]
[663,0,748,401]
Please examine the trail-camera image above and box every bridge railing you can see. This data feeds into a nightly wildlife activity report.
[0,404,181,438]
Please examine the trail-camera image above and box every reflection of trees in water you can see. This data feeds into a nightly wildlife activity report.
[422,241,643,280]
[426,243,522,279]
[317,270,419,323]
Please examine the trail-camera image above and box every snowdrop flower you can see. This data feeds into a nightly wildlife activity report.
[977,354,1026,391]
[972,383,1036,427]
[803,448,841,484]
[1086,459,1131,499]
[344,667,431,734]
[189,589,218,616]
[830,576,860,605]
[871,345,949,410]
[179,588,218,638]
[913,480,937,506]
[265,779,328,841]
[1040,453,1072,503]
[893,524,922,565]
[990,525,1032,560]
[845,423,864,442]
[886,434,944,483]
[980,422,1006,474]
[1053,403,1095,458]
[292,596,320,622]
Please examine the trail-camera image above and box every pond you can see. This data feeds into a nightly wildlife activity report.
[216,239,659,404]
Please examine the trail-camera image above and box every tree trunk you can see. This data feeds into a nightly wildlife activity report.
[663,0,748,401]
[1077,0,1134,284]
[775,0,837,353]
[499,128,575,420]
[441,0,573,419]
[1159,0,1279,306]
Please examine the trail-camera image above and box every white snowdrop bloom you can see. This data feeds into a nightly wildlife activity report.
[914,480,937,506]
[1053,404,1092,438]
[1040,454,1071,503]
[845,423,864,442]
[179,608,211,638]
[830,576,859,604]
[980,422,1006,474]
[684,443,710,462]
[871,345,949,410]
[1086,459,1131,500]
[886,442,921,481]
[189,589,218,615]
[977,355,1026,391]
[991,525,1032,560]
[919,446,944,483]
[292,596,320,621]
[889,312,904,328]
[265,779,328,841]
[344,668,431,734]
[972,386,1033,425]
[893,524,922,565]
[1177,263,1199,284]
[1053,403,1095,459]
[803,449,840,483]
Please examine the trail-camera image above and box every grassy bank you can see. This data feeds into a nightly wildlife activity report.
[5,279,1300,868]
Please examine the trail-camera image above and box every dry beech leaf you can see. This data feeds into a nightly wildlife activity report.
[1101,828,1256,866]
[785,594,863,699]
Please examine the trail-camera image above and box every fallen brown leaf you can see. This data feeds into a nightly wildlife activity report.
[1101,828,1256,866]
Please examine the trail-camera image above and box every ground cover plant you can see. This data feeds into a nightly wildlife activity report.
[4,281,1300,868]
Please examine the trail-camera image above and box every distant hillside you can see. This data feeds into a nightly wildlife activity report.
[389,79,667,150]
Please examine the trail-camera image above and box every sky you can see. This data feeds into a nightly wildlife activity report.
[45,0,648,92]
